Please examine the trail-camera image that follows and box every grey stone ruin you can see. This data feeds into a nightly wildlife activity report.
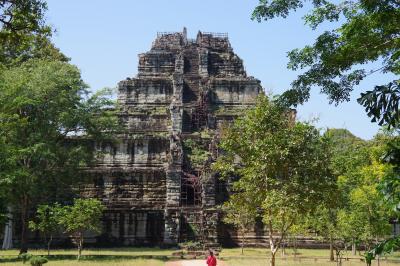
[81,28,261,247]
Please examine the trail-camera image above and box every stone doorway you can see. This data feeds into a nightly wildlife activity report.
[146,212,165,244]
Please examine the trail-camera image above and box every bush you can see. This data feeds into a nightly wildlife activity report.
[29,256,48,266]
[18,253,32,264]
[18,253,48,266]
[179,241,202,251]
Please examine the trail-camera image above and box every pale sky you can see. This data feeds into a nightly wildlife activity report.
[45,0,395,140]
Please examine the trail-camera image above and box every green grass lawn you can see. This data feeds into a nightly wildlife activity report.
[220,248,400,266]
[0,247,172,256]
[0,248,171,266]
[0,258,166,266]
[1,247,400,266]
[220,247,400,258]
[224,258,400,266]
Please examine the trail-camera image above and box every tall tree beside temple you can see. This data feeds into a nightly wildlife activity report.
[0,0,118,253]
[0,0,67,67]
[0,59,118,253]
[252,0,400,127]
[0,0,47,34]
[251,2,400,257]
[214,95,335,266]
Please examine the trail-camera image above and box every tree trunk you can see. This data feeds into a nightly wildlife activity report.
[270,249,277,266]
[241,230,244,255]
[335,249,343,266]
[77,232,83,260]
[329,236,334,261]
[19,196,29,254]
[47,235,53,256]
[267,218,279,266]
[351,241,356,256]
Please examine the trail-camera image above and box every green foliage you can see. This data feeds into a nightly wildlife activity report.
[0,59,118,251]
[337,171,392,247]
[222,194,256,254]
[326,129,369,183]
[200,128,212,139]
[307,207,338,243]
[214,95,334,263]
[379,135,400,210]
[182,139,211,168]
[307,129,394,261]
[0,0,67,67]
[358,82,400,128]
[21,199,104,259]
[18,252,32,264]
[29,204,60,235]
[365,236,400,265]
[29,256,48,266]
[0,0,47,33]
[58,198,104,235]
[178,241,202,251]
[252,0,400,127]
[365,134,400,263]
[57,198,104,259]
[222,194,255,232]
[0,0,117,254]
[29,203,61,255]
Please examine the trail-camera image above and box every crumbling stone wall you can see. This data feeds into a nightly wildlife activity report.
[87,28,261,247]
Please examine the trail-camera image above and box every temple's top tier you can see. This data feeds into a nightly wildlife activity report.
[152,28,232,52]
[137,28,248,78]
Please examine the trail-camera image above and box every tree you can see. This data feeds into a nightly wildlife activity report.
[379,135,400,211]
[1,0,47,33]
[1,0,68,67]
[335,174,392,261]
[308,207,341,261]
[345,154,393,249]
[214,95,335,266]
[0,59,118,253]
[252,0,400,127]
[57,198,104,260]
[303,129,393,266]
[222,194,256,255]
[29,204,61,255]
[365,133,400,265]
[312,129,395,264]
[328,128,369,252]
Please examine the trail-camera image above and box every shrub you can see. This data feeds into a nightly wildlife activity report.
[18,253,32,264]
[29,256,48,266]
[178,241,202,251]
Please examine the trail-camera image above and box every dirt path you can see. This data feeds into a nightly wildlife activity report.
[165,259,227,266]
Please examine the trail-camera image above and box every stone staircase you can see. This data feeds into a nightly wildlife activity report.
[183,46,199,75]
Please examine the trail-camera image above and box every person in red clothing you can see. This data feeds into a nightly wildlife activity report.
[206,249,217,266]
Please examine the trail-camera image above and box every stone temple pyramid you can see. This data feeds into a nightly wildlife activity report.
[82,28,261,247]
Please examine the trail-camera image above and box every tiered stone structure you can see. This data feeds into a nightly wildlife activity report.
[82,28,261,246]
